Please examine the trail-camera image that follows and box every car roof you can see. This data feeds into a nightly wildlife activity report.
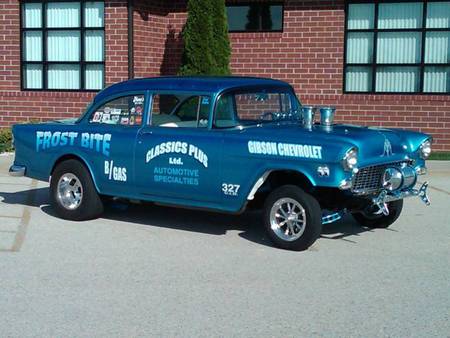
[94,76,292,103]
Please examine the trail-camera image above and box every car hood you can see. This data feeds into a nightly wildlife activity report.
[239,122,429,166]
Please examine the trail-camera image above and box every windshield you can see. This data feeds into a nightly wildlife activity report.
[214,90,301,128]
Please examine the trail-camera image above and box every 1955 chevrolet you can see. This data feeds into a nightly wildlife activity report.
[10,76,432,251]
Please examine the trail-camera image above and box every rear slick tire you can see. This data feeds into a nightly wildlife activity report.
[50,159,104,221]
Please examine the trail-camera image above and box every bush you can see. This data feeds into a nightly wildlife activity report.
[210,0,231,75]
[0,128,13,153]
[179,0,231,75]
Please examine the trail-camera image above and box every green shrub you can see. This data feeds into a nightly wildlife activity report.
[179,0,231,75]
[429,152,450,160]
[210,0,231,75]
[0,128,13,153]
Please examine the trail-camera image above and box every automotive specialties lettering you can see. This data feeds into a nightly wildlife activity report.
[247,140,322,160]
[153,167,199,186]
[36,131,112,156]
[146,141,208,168]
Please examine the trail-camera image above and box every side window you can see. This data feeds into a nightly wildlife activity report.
[90,94,145,126]
[151,94,211,128]
[215,94,237,128]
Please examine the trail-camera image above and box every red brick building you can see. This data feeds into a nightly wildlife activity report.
[1,0,449,151]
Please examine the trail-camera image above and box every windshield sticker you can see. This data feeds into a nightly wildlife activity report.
[133,96,144,105]
[146,141,208,168]
[101,113,111,123]
[248,140,322,160]
[92,111,102,122]
[36,131,111,156]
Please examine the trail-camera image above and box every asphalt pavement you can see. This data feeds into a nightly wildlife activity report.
[0,153,449,337]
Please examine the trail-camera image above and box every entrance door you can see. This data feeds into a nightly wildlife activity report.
[134,93,223,205]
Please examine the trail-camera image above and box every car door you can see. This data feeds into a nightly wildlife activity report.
[83,92,147,197]
[134,92,223,205]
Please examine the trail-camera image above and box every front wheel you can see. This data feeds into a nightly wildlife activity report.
[263,185,322,251]
[352,199,403,228]
[50,159,104,221]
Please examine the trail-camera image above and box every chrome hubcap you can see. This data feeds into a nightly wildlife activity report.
[57,173,83,210]
[270,198,306,241]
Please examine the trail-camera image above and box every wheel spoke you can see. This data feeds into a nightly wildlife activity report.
[287,222,295,234]
[279,208,288,218]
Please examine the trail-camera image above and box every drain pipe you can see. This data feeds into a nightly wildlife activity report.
[127,0,134,79]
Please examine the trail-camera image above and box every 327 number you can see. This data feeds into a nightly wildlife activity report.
[222,183,240,196]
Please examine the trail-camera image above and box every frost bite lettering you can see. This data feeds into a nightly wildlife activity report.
[36,131,111,156]
[248,140,322,159]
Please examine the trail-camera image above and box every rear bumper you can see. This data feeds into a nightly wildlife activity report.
[9,165,26,177]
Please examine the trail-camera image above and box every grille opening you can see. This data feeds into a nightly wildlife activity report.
[351,161,411,194]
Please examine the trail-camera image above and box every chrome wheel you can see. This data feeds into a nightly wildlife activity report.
[269,197,306,241]
[57,173,83,210]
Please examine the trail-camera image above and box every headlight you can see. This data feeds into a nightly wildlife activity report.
[419,139,432,159]
[342,147,358,171]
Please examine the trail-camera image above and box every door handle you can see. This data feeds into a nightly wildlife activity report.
[140,130,153,135]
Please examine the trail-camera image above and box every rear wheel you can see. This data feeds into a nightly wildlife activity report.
[263,185,322,251]
[50,159,103,221]
[352,199,403,228]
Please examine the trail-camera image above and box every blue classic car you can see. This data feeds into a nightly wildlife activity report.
[10,76,432,250]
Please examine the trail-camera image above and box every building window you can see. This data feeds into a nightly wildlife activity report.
[21,1,105,91]
[344,1,450,93]
[227,4,283,32]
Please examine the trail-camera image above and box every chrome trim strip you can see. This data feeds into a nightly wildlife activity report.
[247,171,271,201]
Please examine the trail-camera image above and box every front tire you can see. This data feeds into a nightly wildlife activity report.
[50,159,104,221]
[263,185,322,251]
[352,199,403,228]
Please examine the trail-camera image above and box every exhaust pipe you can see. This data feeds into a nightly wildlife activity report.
[319,106,336,128]
[301,106,315,129]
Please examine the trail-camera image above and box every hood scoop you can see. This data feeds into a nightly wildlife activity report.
[301,106,336,130]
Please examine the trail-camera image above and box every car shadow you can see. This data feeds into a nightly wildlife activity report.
[0,187,373,249]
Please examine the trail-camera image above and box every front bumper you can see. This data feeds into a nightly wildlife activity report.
[372,181,430,216]
[9,165,26,177]
[379,181,430,205]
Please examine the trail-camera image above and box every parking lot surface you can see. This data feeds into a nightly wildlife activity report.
[0,154,449,337]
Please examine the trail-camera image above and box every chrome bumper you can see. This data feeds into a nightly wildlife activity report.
[9,165,26,177]
[372,182,430,215]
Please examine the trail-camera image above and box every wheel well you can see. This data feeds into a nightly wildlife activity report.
[247,170,314,209]
[51,154,90,176]
[264,170,313,191]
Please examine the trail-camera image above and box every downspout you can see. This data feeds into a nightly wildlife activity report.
[127,0,134,79]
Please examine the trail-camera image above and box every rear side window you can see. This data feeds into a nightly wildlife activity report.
[151,94,211,128]
[89,94,145,126]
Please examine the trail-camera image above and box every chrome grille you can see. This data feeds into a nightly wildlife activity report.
[352,161,411,194]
